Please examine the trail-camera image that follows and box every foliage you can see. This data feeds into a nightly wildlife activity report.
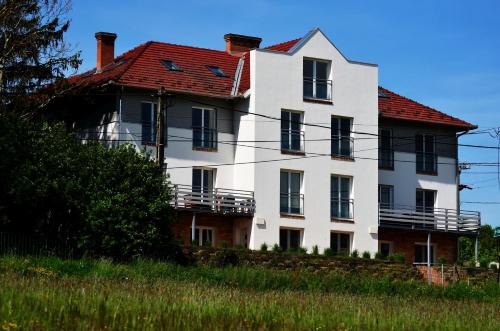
[458,225,500,266]
[374,252,384,260]
[311,245,319,255]
[388,253,406,263]
[323,248,333,257]
[362,251,371,259]
[298,247,307,254]
[0,0,81,112]
[0,114,174,259]
[437,256,448,265]
[272,244,282,253]
[351,249,359,258]
[260,243,268,252]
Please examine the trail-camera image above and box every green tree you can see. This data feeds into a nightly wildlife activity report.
[0,0,81,112]
[458,225,500,265]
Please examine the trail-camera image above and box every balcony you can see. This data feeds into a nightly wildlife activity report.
[379,205,480,234]
[170,184,255,216]
[303,78,332,101]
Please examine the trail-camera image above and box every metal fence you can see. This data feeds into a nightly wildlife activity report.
[0,232,76,258]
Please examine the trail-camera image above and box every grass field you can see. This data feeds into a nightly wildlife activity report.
[0,255,499,330]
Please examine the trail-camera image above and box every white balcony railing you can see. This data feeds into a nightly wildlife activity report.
[379,204,480,234]
[170,184,255,216]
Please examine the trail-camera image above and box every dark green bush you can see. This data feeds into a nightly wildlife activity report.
[272,244,282,253]
[260,243,268,252]
[374,252,384,260]
[362,251,371,259]
[323,248,333,257]
[298,247,307,254]
[351,250,359,258]
[312,245,319,255]
[388,253,406,263]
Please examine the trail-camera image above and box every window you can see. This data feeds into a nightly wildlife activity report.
[141,102,157,144]
[161,59,182,71]
[379,241,393,258]
[379,129,394,169]
[280,170,303,215]
[207,65,226,77]
[416,134,437,173]
[281,110,304,152]
[192,108,217,149]
[416,189,435,213]
[330,232,350,255]
[414,244,435,264]
[191,227,214,246]
[378,185,394,209]
[192,168,214,194]
[331,116,352,158]
[279,228,301,251]
[303,58,331,100]
[331,175,352,219]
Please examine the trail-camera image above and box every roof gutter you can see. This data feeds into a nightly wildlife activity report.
[231,57,245,96]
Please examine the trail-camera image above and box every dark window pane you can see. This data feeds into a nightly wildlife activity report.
[316,80,327,99]
[380,243,391,258]
[141,103,152,143]
[340,118,351,136]
[290,173,300,194]
[416,190,423,211]
[316,61,328,80]
[330,233,339,253]
[303,60,313,78]
[415,134,423,153]
[289,230,300,249]
[279,229,287,250]
[424,191,434,212]
[192,169,201,192]
[291,131,300,151]
[339,234,349,253]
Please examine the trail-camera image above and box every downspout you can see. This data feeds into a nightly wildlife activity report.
[455,129,469,265]
[118,85,124,146]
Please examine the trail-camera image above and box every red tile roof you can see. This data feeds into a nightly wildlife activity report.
[378,86,476,130]
[67,37,475,130]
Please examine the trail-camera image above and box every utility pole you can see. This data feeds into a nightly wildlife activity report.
[156,87,166,170]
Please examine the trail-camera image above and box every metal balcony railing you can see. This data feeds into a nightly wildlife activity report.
[280,193,304,215]
[378,204,480,234]
[331,135,354,158]
[331,198,354,219]
[303,77,332,101]
[281,129,305,152]
[192,127,218,149]
[170,184,255,215]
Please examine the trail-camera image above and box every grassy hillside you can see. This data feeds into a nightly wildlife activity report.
[0,255,499,330]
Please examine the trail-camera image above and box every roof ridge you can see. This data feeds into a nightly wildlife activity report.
[147,40,240,57]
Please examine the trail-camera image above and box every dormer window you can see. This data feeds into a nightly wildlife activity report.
[303,58,331,101]
[161,59,182,71]
[207,65,226,77]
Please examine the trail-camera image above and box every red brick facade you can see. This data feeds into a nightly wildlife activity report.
[170,211,252,247]
[379,228,459,264]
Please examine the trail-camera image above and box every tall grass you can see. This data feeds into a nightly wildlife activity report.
[0,255,499,330]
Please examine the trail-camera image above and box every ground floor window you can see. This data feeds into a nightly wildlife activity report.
[279,228,301,251]
[191,227,215,247]
[330,232,350,255]
[414,244,435,264]
[379,241,393,258]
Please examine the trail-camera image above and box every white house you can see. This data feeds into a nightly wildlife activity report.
[62,29,480,262]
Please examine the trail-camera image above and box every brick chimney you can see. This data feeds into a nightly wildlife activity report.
[95,32,117,72]
[224,33,262,54]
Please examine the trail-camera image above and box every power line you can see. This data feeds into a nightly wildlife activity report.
[462,201,500,205]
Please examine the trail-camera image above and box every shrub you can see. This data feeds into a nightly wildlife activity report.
[351,250,359,258]
[374,252,384,260]
[260,243,268,252]
[272,244,282,253]
[323,248,333,257]
[233,244,245,251]
[312,245,319,255]
[362,251,371,259]
[437,256,448,265]
[388,252,406,263]
[219,241,229,249]
[298,247,307,254]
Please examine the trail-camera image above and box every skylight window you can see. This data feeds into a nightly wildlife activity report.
[161,59,182,71]
[207,65,226,77]
[378,91,389,98]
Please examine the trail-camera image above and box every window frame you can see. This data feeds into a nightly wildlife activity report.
[330,175,353,219]
[378,128,394,169]
[281,110,304,153]
[280,169,304,215]
[303,58,331,100]
[190,226,215,247]
[330,232,351,255]
[192,107,218,150]
[416,133,437,174]
[414,242,436,264]
[416,189,436,213]
[378,184,394,209]
[331,116,353,158]
[279,228,302,251]
[192,167,216,194]
[378,241,393,258]
[141,101,158,145]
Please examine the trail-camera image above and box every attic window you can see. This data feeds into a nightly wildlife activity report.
[207,65,226,77]
[161,60,182,71]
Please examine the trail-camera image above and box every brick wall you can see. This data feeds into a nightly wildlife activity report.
[379,228,458,263]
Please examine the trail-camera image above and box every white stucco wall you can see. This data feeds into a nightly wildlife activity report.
[246,30,379,254]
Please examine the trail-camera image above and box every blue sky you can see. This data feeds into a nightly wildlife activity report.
[65,0,500,227]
